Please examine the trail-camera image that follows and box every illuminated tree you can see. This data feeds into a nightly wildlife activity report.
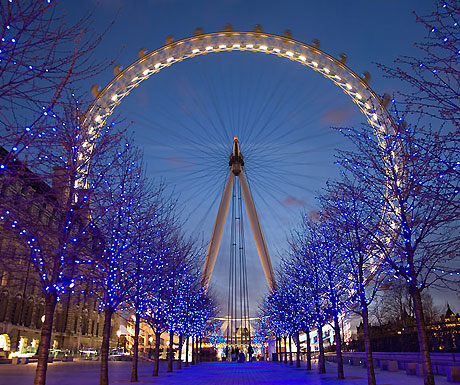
[168,265,217,369]
[127,186,176,382]
[288,217,330,374]
[0,0,111,165]
[186,286,217,363]
[143,293,168,377]
[259,266,312,368]
[336,108,459,385]
[378,1,459,126]
[300,216,348,379]
[320,180,386,385]
[142,252,169,377]
[0,93,121,385]
[206,318,225,354]
[251,316,269,359]
[89,143,156,385]
[163,236,196,373]
[141,233,216,375]
[0,2,112,382]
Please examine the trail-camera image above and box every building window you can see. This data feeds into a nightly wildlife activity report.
[23,299,34,327]
[11,295,22,325]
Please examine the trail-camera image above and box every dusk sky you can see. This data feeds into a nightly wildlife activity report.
[57,0,449,315]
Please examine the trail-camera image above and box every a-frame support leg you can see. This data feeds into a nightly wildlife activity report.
[239,170,276,291]
[201,171,235,288]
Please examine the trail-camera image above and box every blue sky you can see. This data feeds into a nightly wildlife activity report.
[56,0,455,315]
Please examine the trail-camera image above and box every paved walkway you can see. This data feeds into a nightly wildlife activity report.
[0,359,452,384]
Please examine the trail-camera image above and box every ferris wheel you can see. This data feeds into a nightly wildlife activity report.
[82,27,394,331]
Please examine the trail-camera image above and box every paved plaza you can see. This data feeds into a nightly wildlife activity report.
[0,360,452,385]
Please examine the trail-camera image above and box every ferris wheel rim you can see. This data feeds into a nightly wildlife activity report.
[78,30,399,306]
[82,29,395,152]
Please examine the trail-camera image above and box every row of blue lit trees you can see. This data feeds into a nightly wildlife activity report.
[0,0,123,375]
[260,115,459,384]
[259,2,459,385]
[0,2,217,385]
[0,92,216,385]
[88,142,216,385]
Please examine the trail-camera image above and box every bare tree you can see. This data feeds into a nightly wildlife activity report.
[371,280,441,327]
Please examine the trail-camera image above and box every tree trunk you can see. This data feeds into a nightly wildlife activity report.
[278,337,282,362]
[199,338,202,363]
[152,330,161,376]
[185,336,189,367]
[334,314,344,379]
[295,332,301,368]
[306,327,312,371]
[410,286,435,385]
[289,335,293,365]
[177,334,183,369]
[191,336,195,365]
[284,336,287,364]
[130,312,141,382]
[100,305,114,385]
[318,324,326,374]
[34,291,57,385]
[275,336,279,361]
[278,336,281,362]
[281,336,285,363]
[362,306,376,385]
[167,330,174,373]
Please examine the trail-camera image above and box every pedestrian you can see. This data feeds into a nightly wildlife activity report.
[237,350,245,363]
[247,344,254,362]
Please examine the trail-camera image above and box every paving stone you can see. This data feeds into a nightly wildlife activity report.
[0,359,452,384]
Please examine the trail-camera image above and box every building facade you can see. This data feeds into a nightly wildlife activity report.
[0,147,119,358]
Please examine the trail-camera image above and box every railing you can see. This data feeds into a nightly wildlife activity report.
[325,352,460,382]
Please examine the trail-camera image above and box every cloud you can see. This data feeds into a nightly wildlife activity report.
[282,195,306,208]
[167,155,187,168]
[321,105,355,126]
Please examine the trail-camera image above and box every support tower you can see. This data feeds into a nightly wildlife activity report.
[201,136,276,291]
